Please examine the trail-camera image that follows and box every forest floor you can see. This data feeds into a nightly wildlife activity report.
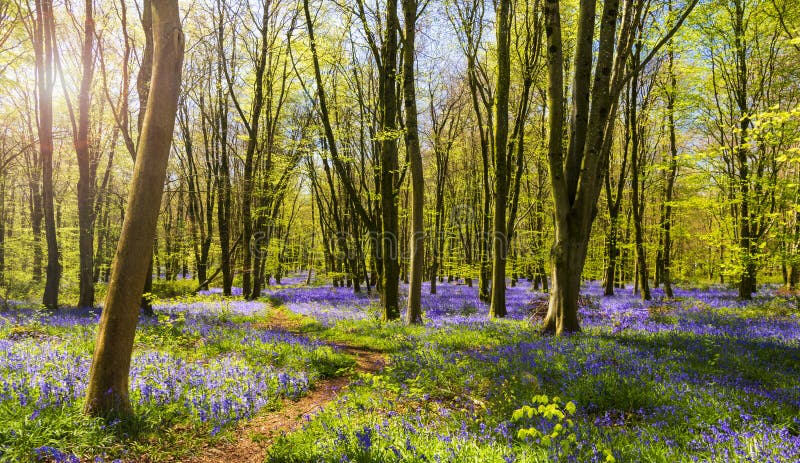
[189,306,386,463]
[2,280,800,462]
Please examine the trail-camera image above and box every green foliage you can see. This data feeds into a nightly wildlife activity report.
[513,395,579,452]
[150,279,198,298]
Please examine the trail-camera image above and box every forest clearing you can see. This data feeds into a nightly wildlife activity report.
[2,0,800,461]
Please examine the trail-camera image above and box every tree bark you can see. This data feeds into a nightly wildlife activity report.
[403,0,423,324]
[0,172,4,282]
[85,0,183,416]
[379,0,401,320]
[660,42,678,298]
[628,47,651,301]
[138,0,155,316]
[489,0,511,318]
[34,0,61,309]
[76,0,96,308]
[540,0,696,333]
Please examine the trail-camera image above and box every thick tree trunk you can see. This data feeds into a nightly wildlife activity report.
[542,228,584,335]
[84,0,183,416]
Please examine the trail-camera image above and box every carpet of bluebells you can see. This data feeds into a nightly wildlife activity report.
[0,296,349,462]
[264,280,800,463]
[3,278,800,462]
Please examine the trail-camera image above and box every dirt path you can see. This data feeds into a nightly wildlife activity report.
[187,309,385,463]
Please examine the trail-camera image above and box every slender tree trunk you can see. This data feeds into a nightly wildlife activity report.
[628,51,651,301]
[431,172,445,294]
[379,0,400,320]
[0,173,4,281]
[732,0,755,299]
[30,176,43,281]
[212,4,233,296]
[76,0,96,308]
[35,0,61,309]
[85,0,183,416]
[661,44,678,298]
[138,0,155,315]
[306,195,315,285]
[239,5,270,301]
[603,213,619,296]
[403,0,423,324]
[490,0,511,318]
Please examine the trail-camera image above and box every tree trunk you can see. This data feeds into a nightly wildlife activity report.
[403,0,423,325]
[0,173,4,281]
[661,43,678,298]
[603,217,618,296]
[542,226,584,334]
[30,175,43,281]
[213,4,232,296]
[35,0,61,309]
[238,5,271,301]
[489,0,511,319]
[379,0,400,321]
[85,0,183,417]
[76,0,96,308]
[137,0,155,315]
[628,50,651,301]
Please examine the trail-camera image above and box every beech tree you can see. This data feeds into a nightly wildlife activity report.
[85,0,183,416]
[488,0,511,318]
[68,0,98,308]
[31,0,61,309]
[541,0,697,334]
[403,0,424,324]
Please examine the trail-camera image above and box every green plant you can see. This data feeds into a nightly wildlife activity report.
[513,395,577,449]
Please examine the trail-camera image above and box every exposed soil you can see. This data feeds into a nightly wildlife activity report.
[186,308,386,463]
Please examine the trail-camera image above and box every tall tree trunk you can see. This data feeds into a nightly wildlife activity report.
[489,0,511,318]
[379,0,400,320]
[227,1,271,301]
[602,117,625,296]
[138,0,155,315]
[85,0,183,416]
[0,173,4,282]
[212,0,233,296]
[603,197,620,296]
[660,43,678,298]
[35,0,61,309]
[403,0,423,324]
[541,0,696,333]
[76,0,96,308]
[733,0,755,299]
[629,48,651,301]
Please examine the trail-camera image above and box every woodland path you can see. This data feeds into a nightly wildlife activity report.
[186,307,386,463]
